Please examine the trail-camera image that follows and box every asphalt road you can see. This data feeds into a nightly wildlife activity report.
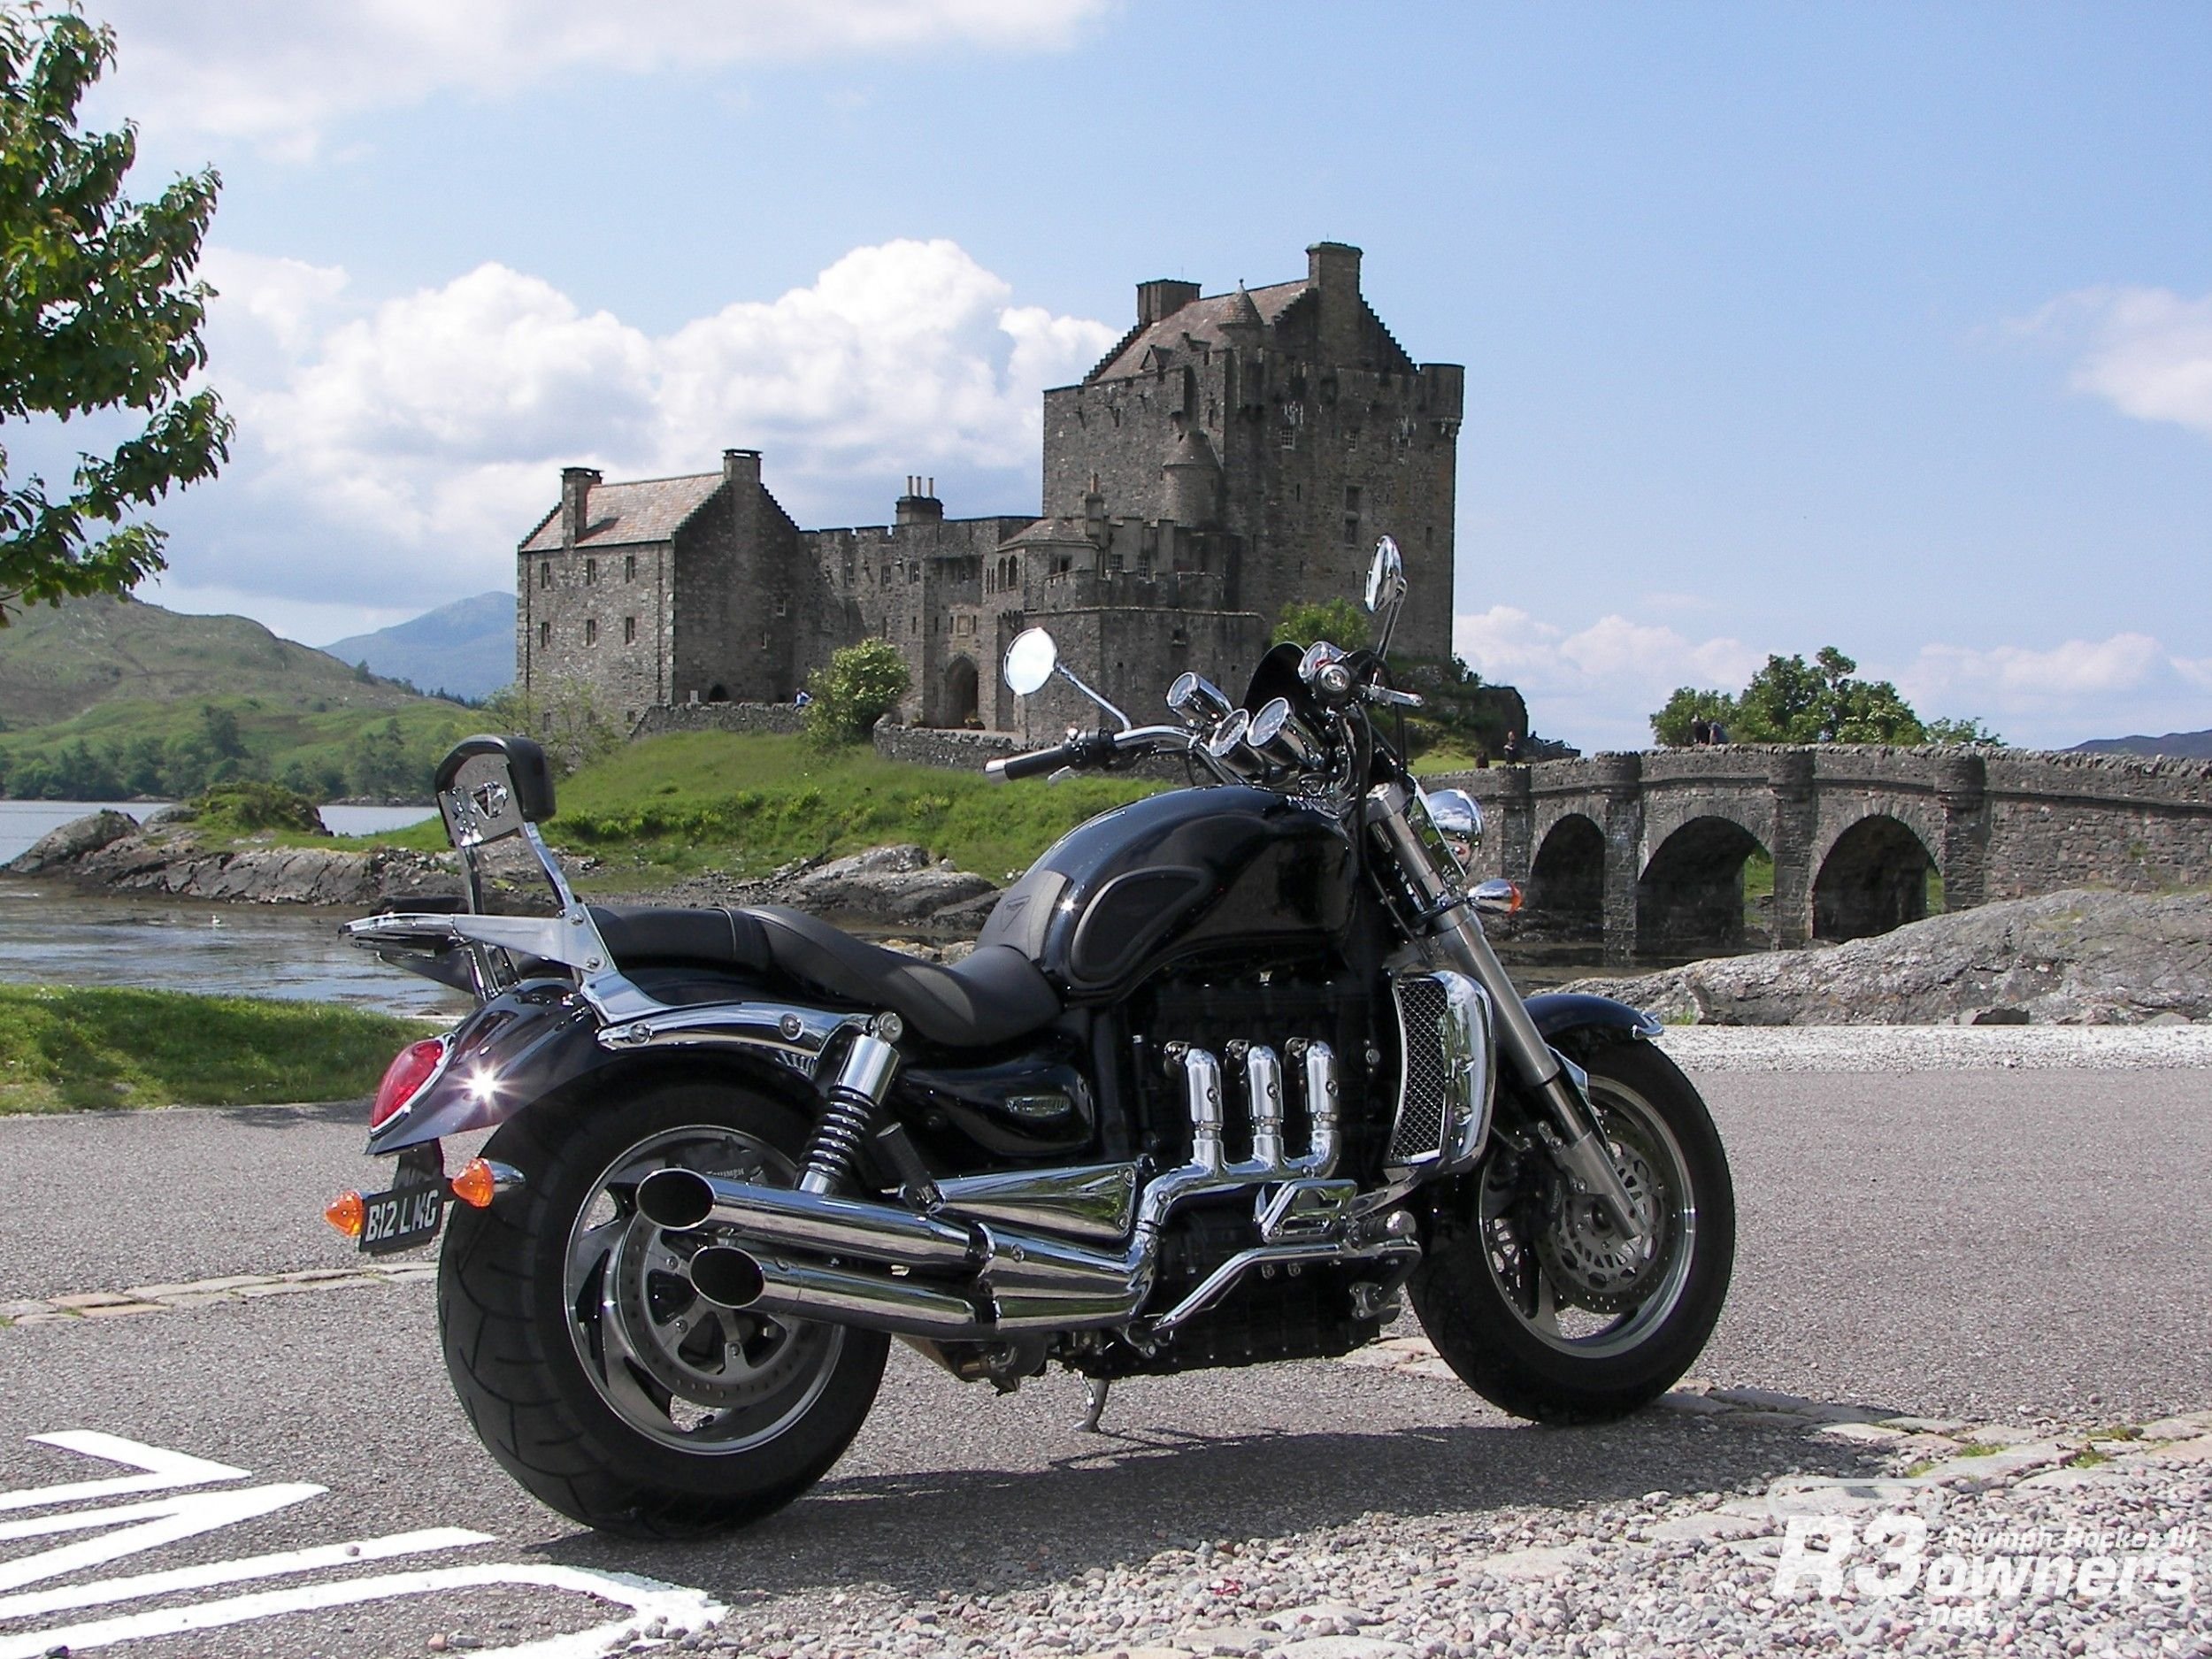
[1,1063,2208,1655]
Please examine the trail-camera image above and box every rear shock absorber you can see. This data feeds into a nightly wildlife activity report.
[799,1022,902,1194]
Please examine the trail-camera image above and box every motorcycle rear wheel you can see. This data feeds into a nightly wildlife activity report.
[438,1078,888,1537]
[1410,1040,1734,1422]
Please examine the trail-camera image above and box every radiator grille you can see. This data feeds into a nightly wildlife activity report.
[1389,975,1452,1162]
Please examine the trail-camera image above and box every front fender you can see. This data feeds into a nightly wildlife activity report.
[368,980,611,1153]
[1523,991,1663,1052]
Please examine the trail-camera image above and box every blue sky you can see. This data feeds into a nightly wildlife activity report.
[46,1,2212,750]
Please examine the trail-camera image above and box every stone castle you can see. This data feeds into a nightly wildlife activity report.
[516,242,1464,741]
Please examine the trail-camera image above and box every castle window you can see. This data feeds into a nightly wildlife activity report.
[908,562,920,583]
[539,561,551,588]
[625,554,636,581]
[584,557,596,586]
[1342,516,1360,545]
[911,617,919,635]
[775,595,787,618]
[538,620,550,649]
[1345,485,1362,512]
[584,618,598,646]
[623,615,637,644]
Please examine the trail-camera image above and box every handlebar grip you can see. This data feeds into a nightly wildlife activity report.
[987,741,1083,782]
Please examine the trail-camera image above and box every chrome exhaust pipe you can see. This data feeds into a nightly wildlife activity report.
[637,1168,984,1272]
[688,1244,988,1336]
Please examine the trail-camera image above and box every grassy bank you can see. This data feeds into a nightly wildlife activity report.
[507,732,1165,886]
[0,986,419,1114]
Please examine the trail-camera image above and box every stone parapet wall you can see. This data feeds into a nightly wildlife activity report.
[631,702,807,739]
[1424,745,2212,961]
[871,721,1025,771]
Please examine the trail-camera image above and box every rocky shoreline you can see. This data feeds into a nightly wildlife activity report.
[3,810,1002,935]
[1567,887,2212,1026]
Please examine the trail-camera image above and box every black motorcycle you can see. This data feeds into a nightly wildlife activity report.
[328,539,1734,1538]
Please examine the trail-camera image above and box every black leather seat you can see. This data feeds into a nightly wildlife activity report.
[587,903,1061,1050]
[750,907,1061,1049]
[588,906,774,974]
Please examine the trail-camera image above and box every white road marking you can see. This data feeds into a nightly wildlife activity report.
[0,1526,491,1622]
[1,1563,726,1659]
[0,1431,247,1512]
[0,1484,326,1592]
[0,1432,727,1657]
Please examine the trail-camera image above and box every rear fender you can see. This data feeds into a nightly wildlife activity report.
[367,980,603,1153]
[365,981,821,1155]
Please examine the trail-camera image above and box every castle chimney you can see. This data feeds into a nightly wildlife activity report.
[895,473,943,526]
[559,465,601,548]
[722,448,761,493]
[1136,278,1202,329]
[1305,241,1364,365]
[1083,472,1107,545]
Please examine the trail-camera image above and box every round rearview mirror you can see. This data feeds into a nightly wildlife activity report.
[1363,535,1404,615]
[1003,627,1059,697]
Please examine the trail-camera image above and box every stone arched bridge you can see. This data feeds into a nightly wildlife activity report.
[1430,747,2212,959]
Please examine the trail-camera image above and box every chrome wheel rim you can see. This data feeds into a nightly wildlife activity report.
[563,1124,842,1453]
[1478,1075,1699,1357]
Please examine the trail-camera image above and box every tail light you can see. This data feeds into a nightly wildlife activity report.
[370,1037,449,1130]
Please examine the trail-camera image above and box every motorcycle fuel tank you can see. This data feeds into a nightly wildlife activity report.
[975,786,1359,998]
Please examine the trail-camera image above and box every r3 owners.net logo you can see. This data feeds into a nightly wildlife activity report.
[1776,1515,2197,1629]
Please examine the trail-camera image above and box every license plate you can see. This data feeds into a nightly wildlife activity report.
[358,1147,448,1256]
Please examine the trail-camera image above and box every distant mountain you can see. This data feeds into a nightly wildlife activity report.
[0,594,433,730]
[2070,730,2212,760]
[322,592,515,703]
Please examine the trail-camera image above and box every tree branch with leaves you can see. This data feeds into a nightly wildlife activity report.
[1,4,231,619]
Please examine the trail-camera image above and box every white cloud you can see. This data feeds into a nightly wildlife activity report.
[1452,606,1761,753]
[175,237,1114,612]
[1454,609,2210,753]
[1901,634,2167,700]
[2028,286,2212,442]
[84,0,1110,155]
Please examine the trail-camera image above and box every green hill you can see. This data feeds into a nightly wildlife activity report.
[0,595,477,802]
[0,594,427,728]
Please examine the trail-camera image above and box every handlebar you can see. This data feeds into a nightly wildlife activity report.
[985,725,1198,783]
[986,736,1096,782]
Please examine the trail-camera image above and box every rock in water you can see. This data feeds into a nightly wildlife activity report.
[1567,888,2212,1025]
[4,810,139,874]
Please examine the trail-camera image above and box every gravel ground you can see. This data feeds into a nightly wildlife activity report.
[659,1386,2212,1659]
[1652,1024,2212,1071]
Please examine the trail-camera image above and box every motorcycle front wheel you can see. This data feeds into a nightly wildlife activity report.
[1410,1039,1735,1422]
[438,1079,887,1538]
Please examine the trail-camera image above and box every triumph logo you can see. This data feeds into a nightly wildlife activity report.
[1772,1514,2196,1629]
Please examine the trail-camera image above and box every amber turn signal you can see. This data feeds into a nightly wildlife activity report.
[324,1190,365,1239]
[1471,878,1524,918]
[450,1158,499,1210]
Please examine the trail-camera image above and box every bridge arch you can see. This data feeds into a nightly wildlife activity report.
[1637,814,1770,950]
[1813,814,1935,941]
[1525,812,1604,933]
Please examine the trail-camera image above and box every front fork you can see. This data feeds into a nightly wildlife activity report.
[1366,782,1645,1237]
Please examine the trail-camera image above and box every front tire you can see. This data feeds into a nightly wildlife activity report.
[1410,1040,1734,1422]
[438,1078,888,1537]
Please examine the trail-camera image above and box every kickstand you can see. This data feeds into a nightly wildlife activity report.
[1077,1377,1110,1433]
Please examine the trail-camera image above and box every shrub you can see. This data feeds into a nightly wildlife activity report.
[192,781,328,836]
[805,640,910,747]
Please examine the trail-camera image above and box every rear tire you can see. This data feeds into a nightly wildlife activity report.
[1410,1040,1734,1423]
[438,1078,887,1537]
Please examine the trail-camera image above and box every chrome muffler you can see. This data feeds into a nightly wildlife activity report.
[644,1039,1394,1341]
[688,1243,985,1334]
